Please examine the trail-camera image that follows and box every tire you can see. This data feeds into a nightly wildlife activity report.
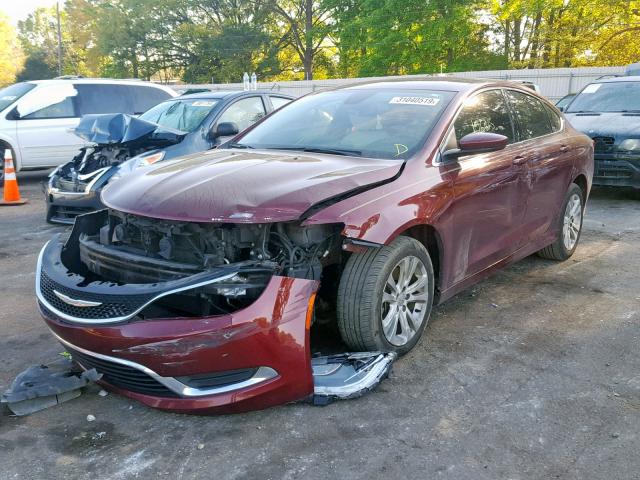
[337,236,435,355]
[538,183,584,261]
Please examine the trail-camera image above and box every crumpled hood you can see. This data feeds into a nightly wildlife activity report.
[74,113,186,146]
[565,112,640,138]
[101,149,403,223]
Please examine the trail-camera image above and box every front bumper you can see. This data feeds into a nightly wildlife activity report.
[37,239,318,414]
[46,167,115,224]
[593,155,640,188]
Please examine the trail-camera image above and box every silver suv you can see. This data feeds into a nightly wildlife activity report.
[0,78,176,178]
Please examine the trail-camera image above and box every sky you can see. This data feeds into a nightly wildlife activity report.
[1,0,59,25]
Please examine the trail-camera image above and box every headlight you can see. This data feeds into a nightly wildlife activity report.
[110,151,166,183]
[134,151,165,167]
[618,138,640,152]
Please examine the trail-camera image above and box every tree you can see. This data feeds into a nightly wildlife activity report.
[0,13,23,86]
[266,0,335,80]
[327,0,504,77]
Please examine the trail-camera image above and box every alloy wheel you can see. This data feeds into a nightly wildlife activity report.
[563,193,582,251]
[381,255,430,347]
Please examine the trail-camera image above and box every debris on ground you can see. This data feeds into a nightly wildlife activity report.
[87,414,96,422]
[312,352,396,406]
[1,358,101,416]
[98,390,108,397]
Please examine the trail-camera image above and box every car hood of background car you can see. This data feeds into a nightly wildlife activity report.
[101,149,404,223]
[74,113,186,147]
[565,112,640,138]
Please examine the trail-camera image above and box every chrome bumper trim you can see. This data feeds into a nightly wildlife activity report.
[50,330,278,398]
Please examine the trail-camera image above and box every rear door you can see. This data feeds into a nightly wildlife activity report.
[504,89,574,241]
[15,83,83,168]
[446,89,529,283]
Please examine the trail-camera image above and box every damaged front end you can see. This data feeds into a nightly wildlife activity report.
[36,209,392,413]
[46,114,184,224]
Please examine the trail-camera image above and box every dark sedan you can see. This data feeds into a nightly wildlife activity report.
[45,90,293,223]
[564,76,640,188]
[36,79,593,414]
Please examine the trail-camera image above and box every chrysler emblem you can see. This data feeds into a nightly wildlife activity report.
[53,290,102,308]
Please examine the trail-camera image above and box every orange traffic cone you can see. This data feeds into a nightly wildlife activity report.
[0,149,28,206]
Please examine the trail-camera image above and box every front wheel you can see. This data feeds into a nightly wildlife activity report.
[337,236,434,355]
[538,183,584,261]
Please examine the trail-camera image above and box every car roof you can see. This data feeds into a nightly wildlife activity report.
[590,76,640,83]
[341,76,520,93]
[25,78,176,95]
[176,91,294,100]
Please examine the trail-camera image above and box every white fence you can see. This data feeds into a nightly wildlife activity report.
[176,66,626,101]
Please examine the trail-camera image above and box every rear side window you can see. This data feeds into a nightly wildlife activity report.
[454,89,515,144]
[76,84,171,116]
[269,96,292,110]
[217,97,266,131]
[76,84,132,115]
[129,86,172,114]
[544,104,563,132]
[506,90,553,141]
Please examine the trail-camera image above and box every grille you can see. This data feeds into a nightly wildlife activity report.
[39,269,155,320]
[50,206,94,220]
[67,346,179,398]
[56,176,89,193]
[595,166,633,178]
[592,136,615,154]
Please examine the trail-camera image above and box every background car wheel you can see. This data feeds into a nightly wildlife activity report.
[538,183,584,261]
[337,236,434,355]
[0,144,6,183]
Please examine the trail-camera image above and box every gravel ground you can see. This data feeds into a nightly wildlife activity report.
[1,171,639,480]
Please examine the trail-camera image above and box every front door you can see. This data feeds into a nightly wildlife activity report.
[15,83,84,168]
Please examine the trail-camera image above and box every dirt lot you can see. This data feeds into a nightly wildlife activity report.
[1,171,639,480]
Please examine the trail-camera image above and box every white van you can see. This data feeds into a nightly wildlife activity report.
[0,78,176,178]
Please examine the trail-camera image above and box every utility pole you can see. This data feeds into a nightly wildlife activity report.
[56,1,63,76]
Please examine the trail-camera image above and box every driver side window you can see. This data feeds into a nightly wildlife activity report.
[453,90,515,146]
[217,97,266,132]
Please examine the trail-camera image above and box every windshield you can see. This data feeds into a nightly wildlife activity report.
[140,98,219,132]
[0,82,36,112]
[235,88,456,159]
[567,81,640,113]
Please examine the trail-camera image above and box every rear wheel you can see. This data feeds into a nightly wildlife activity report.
[337,236,434,355]
[538,183,584,261]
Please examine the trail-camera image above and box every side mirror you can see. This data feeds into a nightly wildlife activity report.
[442,132,509,162]
[557,105,566,112]
[211,121,239,139]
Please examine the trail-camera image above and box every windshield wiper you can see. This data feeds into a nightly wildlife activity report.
[263,146,362,157]
[227,143,254,149]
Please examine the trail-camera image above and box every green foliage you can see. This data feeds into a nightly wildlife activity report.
[9,0,640,84]
[0,13,23,86]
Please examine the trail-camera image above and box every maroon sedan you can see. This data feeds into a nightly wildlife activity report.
[36,79,593,413]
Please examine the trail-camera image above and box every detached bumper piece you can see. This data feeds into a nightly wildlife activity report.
[1,358,101,416]
[312,352,396,405]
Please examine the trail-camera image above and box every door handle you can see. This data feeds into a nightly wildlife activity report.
[560,145,570,153]
[513,156,528,166]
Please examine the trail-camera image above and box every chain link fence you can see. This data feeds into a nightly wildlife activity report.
[175,66,626,101]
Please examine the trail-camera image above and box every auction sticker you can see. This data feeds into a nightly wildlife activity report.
[192,100,216,107]
[582,84,601,94]
[389,96,440,106]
